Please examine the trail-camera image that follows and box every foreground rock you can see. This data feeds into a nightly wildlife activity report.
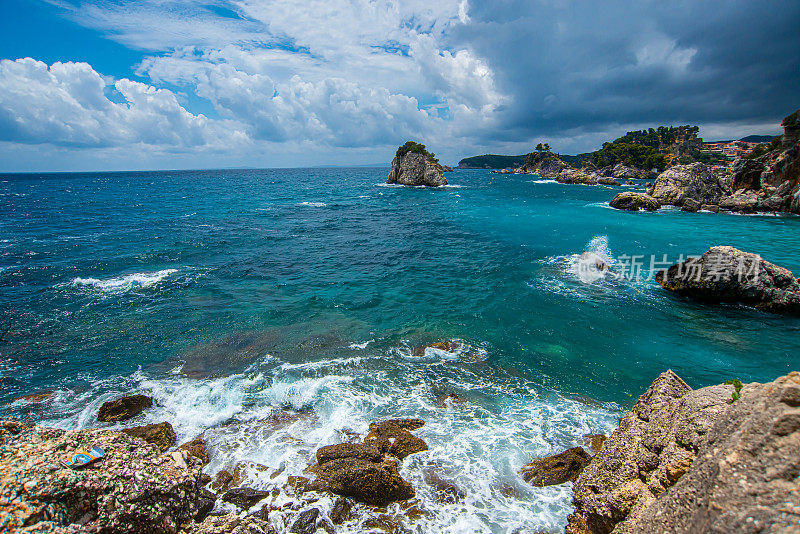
[649,162,731,207]
[0,420,207,533]
[609,191,661,211]
[309,418,426,505]
[520,447,591,487]
[387,142,447,187]
[656,246,800,314]
[96,394,153,422]
[567,370,800,534]
[121,421,177,452]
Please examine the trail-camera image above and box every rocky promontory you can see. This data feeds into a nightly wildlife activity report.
[387,141,447,187]
[566,370,800,534]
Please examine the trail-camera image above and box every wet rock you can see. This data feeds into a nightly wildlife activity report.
[387,150,447,187]
[311,457,415,505]
[195,488,217,522]
[582,434,607,455]
[329,497,354,524]
[520,447,591,487]
[121,421,176,452]
[317,442,382,465]
[97,394,153,423]
[284,475,310,494]
[377,418,425,431]
[437,393,466,407]
[0,422,207,533]
[221,487,270,510]
[180,436,210,465]
[719,190,760,212]
[422,469,466,504]
[412,341,461,357]
[212,469,234,492]
[700,204,719,213]
[681,198,701,212]
[655,246,800,314]
[364,421,428,459]
[567,371,800,534]
[290,508,320,534]
[609,191,661,211]
[190,513,277,534]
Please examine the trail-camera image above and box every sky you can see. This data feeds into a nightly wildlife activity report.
[0,0,797,172]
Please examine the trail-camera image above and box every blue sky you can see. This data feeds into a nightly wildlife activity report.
[0,0,797,171]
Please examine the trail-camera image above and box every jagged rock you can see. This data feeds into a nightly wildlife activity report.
[649,163,731,207]
[556,168,599,185]
[310,457,415,505]
[364,420,428,459]
[387,152,447,187]
[718,190,760,212]
[442,165,454,172]
[597,176,622,186]
[195,489,217,522]
[212,469,234,492]
[609,192,661,211]
[122,421,176,452]
[700,204,719,213]
[96,394,153,423]
[221,487,270,510]
[316,443,382,464]
[567,371,800,534]
[289,508,320,534]
[0,422,206,533]
[655,246,800,314]
[329,497,354,524]
[180,436,210,465]
[520,447,591,487]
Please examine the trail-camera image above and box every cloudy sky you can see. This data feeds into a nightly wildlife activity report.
[0,0,797,171]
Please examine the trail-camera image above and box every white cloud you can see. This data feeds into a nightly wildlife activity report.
[0,58,246,148]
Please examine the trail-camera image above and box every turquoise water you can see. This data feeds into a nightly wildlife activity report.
[1,168,798,532]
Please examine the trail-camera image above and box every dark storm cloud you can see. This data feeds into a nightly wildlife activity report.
[453,0,800,141]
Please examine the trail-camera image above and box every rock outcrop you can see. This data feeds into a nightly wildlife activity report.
[519,151,571,177]
[725,139,800,213]
[96,394,153,423]
[566,370,800,534]
[655,246,800,314]
[122,421,177,452]
[0,420,207,533]
[649,163,731,207]
[520,447,591,487]
[609,192,661,211]
[387,151,447,187]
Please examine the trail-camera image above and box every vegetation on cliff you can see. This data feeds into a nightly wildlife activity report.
[396,141,438,163]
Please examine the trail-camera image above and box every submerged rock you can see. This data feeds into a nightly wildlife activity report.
[567,370,800,534]
[122,421,176,452]
[609,191,661,211]
[180,330,280,379]
[387,144,447,187]
[655,246,800,314]
[97,394,153,423]
[519,447,591,487]
[0,421,206,533]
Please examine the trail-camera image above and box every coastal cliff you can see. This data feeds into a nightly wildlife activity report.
[387,141,447,187]
[567,371,800,534]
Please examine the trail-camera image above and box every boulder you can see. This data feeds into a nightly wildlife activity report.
[220,487,270,510]
[364,420,428,459]
[0,422,207,533]
[122,422,176,452]
[413,341,461,357]
[655,246,800,314]
[556,168,599,185]
[680,199,701,212]
[609,192,661,211]
[700,204,719,213]
[718,190,760,213]
[519,447,591,487]
[194,489,216,522]
[97,394,153,423]
[329,497,354,524]
[310,457,415,505]
[649,163,731,207]
[316,443,382,465]
[179,436,210,465]
[567,371,800,534]
[612,164,643,181]
[387,152,447,187]
[190,514,277,534]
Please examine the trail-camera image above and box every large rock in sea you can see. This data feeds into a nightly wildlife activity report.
[97,394,153,423]
[566,370,800,534]
[609,191,661,211]
[518,151,571,177]
[649,162,731,207]
[0,420,208,533]
[387,152,447,187]
[655,246,800,314]
[520,447,591,487]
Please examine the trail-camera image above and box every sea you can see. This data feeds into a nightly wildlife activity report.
[1,168,798,532]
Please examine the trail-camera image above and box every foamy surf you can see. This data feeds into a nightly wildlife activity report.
[71,269,178,292]
[298,201,327,207]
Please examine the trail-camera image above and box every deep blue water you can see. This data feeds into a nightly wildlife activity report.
[1,168,798,532]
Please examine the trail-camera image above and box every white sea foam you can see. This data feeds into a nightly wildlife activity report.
[529,179,558,184]
[71,269,178,292]
[298,201,327,207]
[349,339,373,349]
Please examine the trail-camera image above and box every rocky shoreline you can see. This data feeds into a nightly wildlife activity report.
[3,366,799,533]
